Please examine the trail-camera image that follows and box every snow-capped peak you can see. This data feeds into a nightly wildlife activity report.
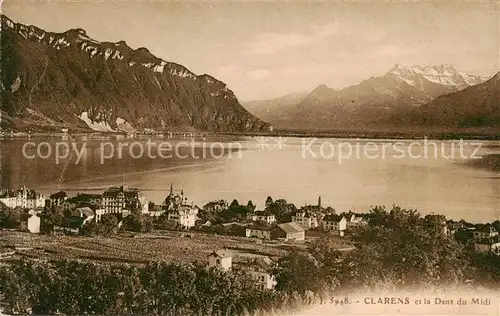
[386,63,486,90]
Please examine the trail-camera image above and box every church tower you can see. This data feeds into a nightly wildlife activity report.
[317,196,321,210]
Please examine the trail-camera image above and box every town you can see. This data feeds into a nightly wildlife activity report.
[1,184,500,315]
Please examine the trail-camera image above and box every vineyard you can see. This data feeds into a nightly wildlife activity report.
[0,230,295,265]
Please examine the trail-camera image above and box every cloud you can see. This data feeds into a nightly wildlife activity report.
[245,21,344,55]
[246,69,271,79]
[246,32,313,55]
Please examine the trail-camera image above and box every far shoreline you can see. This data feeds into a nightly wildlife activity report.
[2,127,500,141]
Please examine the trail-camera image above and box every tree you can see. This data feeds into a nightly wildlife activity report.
[265,196,273,208]
[246,200,256,211]
[266,199,296,223]
[230,199,239,208]
[121,213,153,233]
[82,214,118,236]
[155,214,179,230]
[0,204,23,229]
[340,205,468,290]
[273,251,322,295]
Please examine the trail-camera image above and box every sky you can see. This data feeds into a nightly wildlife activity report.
[3,1,499,100]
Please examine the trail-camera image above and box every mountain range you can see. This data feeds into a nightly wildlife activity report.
[244,64,497,130]
[0,15,270,133]
[1,14,498,134]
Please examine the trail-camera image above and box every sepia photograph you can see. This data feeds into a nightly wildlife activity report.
[0,1,499,315]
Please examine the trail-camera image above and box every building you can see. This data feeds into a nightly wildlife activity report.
[20,211,40,233]
[473,225,499,240]
[271,222,305,241]
[163,184,186,211]
[0,186,45,209]
[245,226,272,239]
[474,236,500,254]
[207,250,233,271]
[69,207,95,225]
[163,184,198,229]
[321,215,347,236]
[247,211,276,225]
[166,206,198,229]
[102,186,149,215]
[291,211,320,229]
[94,209,111,222]
[45,191,68,209]
[244,257,277,290]
[203,200,229,213]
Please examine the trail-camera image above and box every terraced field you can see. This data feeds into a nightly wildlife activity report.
[0,230,295,265]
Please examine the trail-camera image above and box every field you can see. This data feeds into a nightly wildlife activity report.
[0,230,305,265]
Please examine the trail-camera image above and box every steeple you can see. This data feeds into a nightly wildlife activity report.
[317,196,321,210]
[169,182,173,196]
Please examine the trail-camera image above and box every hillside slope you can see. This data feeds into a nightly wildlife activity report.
[0,15,270,133]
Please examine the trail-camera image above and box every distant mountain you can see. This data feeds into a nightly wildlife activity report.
[415,72,500,127]
[242,92,309,127]
[252,64,489,130]
[0,15,270,133]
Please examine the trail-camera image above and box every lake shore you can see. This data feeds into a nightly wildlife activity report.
[467,154,500,173]
[2,126,500,140]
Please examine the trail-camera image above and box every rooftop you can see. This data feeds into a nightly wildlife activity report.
[277,222,304,234]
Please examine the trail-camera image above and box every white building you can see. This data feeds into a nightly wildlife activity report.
[245,226,272,239]
[21,211,40,233]
[167,206,198,229]
[101,186,149,215]
[247,211,276,225]
[321,215,347,236]
[203,200,229,213]
[0,187,45,209]
[291,211,320,229]
[207,250,233,271]
[245,257,277,290]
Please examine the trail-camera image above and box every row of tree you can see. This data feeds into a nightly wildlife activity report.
[0,259,311,316]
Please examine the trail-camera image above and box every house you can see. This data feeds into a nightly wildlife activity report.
[162,185,198,229]
[45,191,68,209]
[247,211,276,225]
[20,211,40,233]
[447,221,466,238]
[291,211,323,229]
[346,216,367,231]
[149,209,165,217]
[207,250,232,271]
[68,193,102,210]
[102,186,149,215]
[244,257,277,290]
[50,217,87,236]
[0,186,45,209]
[69,207,95,225]
[321,214,347,236]
[167,205,198,229]
[203,200,229,213]
[474,236,500,254]
[61,201,76,211]
[473,225,499,240]
[245,225,272,239]
[162,184,186,211]
[271,222,305,241]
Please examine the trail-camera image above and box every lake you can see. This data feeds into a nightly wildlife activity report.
[1,135,499,222]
